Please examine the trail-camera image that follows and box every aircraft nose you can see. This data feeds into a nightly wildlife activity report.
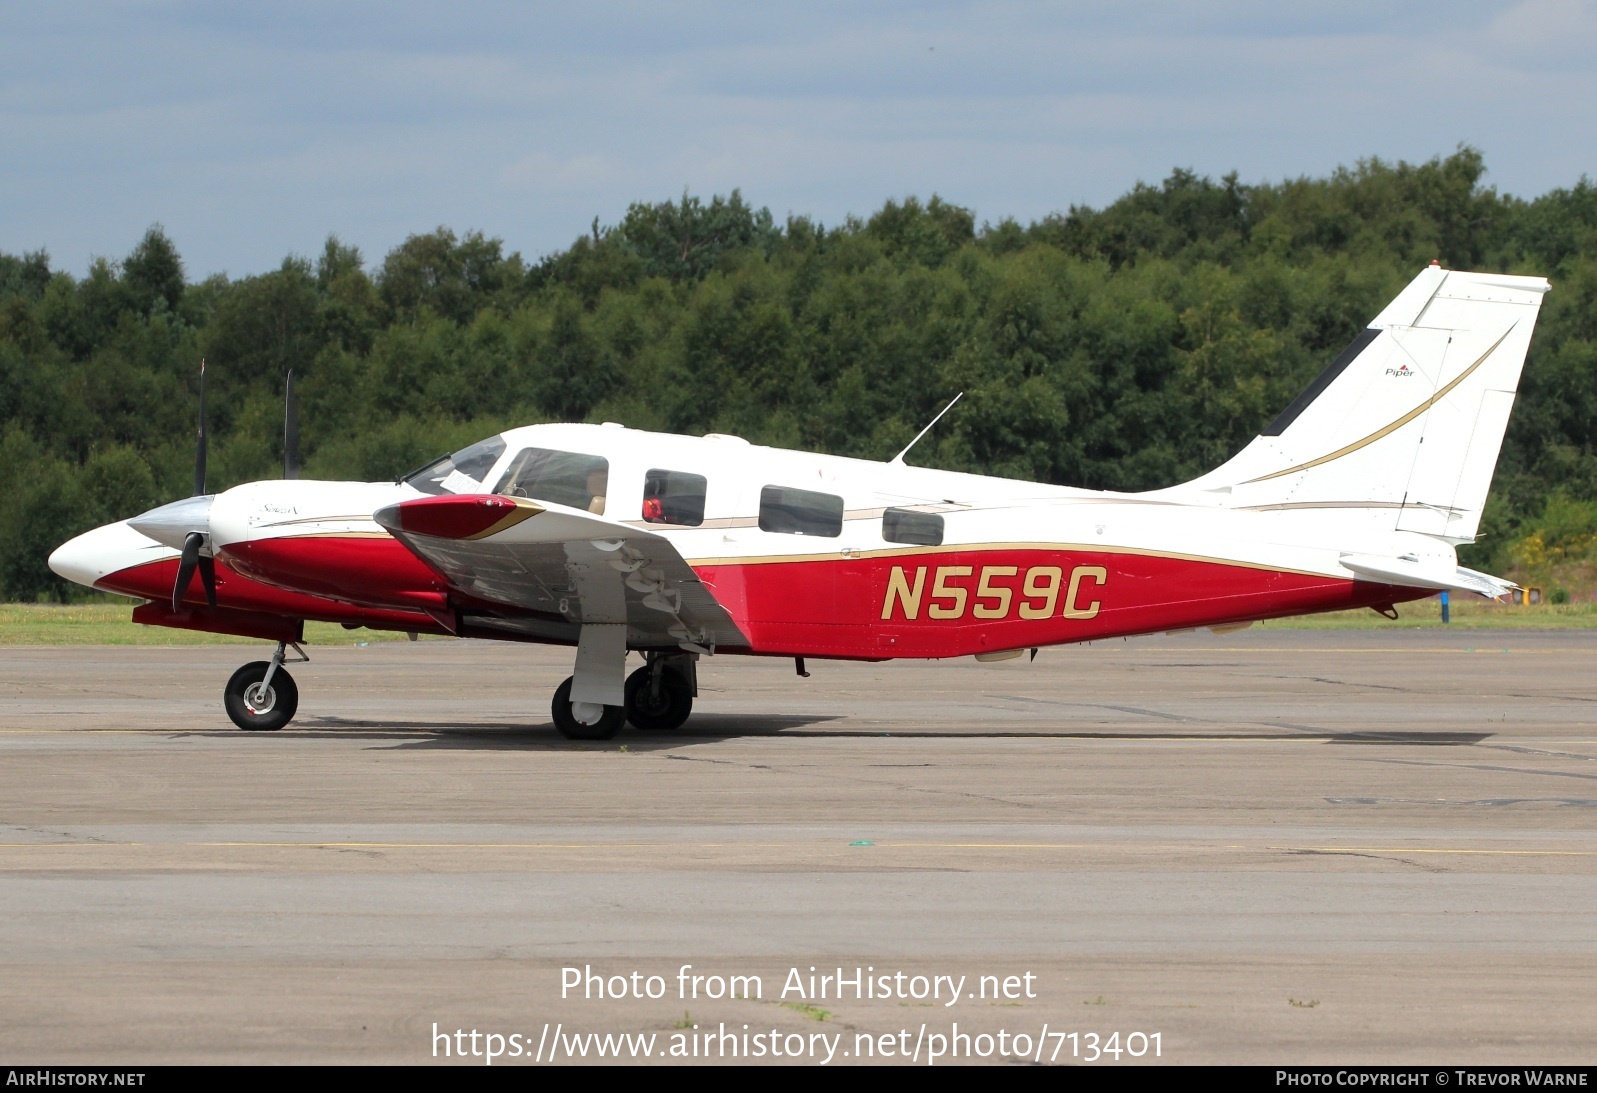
[49,523,150,589]
[48,534,99,587]
[127,495,214,553]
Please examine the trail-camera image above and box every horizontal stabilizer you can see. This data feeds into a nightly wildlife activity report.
[1338,553,1516,598]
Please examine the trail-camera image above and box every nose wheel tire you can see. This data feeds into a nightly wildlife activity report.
[551,676,626,740]
[624,664,694,731]
[224,661,299,731]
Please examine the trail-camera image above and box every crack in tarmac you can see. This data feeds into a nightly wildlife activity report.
[1281,848,1449,873]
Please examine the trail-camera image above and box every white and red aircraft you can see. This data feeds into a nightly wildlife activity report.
[49,265,1549,738]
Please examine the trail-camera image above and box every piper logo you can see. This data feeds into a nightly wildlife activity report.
[1384,364,1416,378]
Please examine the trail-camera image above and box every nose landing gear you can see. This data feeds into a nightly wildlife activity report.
[223,641,307,731]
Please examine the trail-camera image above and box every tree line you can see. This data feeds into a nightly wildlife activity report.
[2,146,1594,601]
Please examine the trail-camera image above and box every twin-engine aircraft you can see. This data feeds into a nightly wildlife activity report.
[49,265,1549,738]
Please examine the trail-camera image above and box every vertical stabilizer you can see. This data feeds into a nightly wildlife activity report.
[1176,266,1549,545]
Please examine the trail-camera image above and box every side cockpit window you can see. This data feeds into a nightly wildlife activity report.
[882,508,943,546]
[759,486,843,537]
[643,469,707,527]
[495,448,609,514]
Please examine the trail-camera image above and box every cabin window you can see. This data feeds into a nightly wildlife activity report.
[495,448,609,514]
[883,508,943,546]
[642,469,707,527]
[759,486,844,537]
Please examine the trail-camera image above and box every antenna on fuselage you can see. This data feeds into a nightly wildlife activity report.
[890,392,963,466]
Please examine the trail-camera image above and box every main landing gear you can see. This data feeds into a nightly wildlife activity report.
[223,641,307,731]
[551,651,697,741]
[623,657,694,732]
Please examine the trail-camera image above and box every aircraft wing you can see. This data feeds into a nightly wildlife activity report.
[373,494,747,651]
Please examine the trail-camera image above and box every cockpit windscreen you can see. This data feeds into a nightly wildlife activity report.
[400,436,508,495]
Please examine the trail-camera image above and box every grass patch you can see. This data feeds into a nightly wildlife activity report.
[0,602,430,645]
[780,1002,832,1022]
[1259,597,1597,630]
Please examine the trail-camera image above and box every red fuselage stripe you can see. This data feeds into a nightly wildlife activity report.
[693,549,1427,658]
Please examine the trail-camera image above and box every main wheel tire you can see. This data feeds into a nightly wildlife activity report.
[550,676,626,740]
[624,664,693,731]
[224,661,299,732]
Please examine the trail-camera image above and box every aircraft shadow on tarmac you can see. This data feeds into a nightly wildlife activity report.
[292,712,849,751]
[1325,731,1493,746]
[185,716,1495,752]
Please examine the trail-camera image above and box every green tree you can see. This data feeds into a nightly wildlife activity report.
[865,195,975,268]
[122,226,186,316]
[377,228,523,326]
[616,191,778,282]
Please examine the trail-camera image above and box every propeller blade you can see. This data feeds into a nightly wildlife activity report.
[197,554,218,610]
[173,531,203,612]
[283,369,299,480]
[193,360,208,497]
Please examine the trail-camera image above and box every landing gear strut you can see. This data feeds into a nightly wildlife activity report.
[224,641,307,731]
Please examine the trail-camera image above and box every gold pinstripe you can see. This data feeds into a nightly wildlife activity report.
[250,497,543,543]
[684,540,1338,580]
[1245,324,1516,484]
[261,532,1340,582]
[462,499,544,540]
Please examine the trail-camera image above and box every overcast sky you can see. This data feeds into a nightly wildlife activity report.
[3,1,1593,279]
